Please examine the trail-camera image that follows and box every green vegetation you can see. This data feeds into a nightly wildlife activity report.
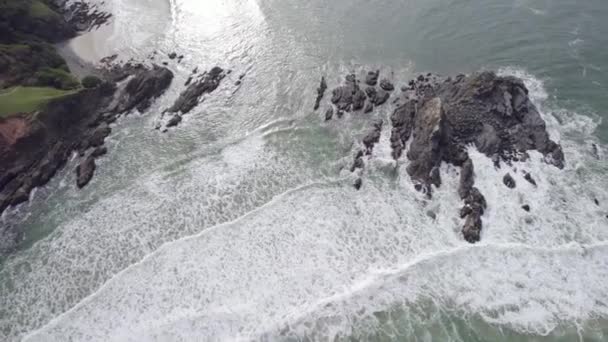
[82,75,102,89]
[33,67,80,89]
[0,86,77,117]
[28,0,59,20]
[0,0,88,116]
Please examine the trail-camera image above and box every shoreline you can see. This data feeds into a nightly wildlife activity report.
[0,0,176,256]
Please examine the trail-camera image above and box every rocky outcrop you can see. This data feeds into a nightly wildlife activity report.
[112,65,174,113]
[386,71,564,242]
[160,66,226,129]
[0,64,173,218]
[320,70,564,243]
[167,66,225,114]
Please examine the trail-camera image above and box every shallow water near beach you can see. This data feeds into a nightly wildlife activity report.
[1,0,608,340]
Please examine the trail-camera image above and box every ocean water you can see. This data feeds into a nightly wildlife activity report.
[1,0,608,341]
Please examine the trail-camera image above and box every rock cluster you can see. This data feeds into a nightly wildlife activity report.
[317,70,564,243]
[316,73,394,119]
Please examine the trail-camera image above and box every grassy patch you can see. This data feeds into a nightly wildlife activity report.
[28,0,59,20]
[0,86,77,117]
[0,44,30,53]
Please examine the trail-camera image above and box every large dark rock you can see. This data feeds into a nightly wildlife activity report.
[406,98,444,190]
[388,71,564,242]
[165,66,225,116]
[113,65,174,113]
[326,70,564,244]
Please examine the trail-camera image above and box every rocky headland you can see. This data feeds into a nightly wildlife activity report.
[317,70,564,243]
[0,0,179,255]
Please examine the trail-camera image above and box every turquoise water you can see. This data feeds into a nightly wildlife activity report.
[1,0,608,341]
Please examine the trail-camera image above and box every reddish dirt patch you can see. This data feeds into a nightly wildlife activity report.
[0,116,30,146]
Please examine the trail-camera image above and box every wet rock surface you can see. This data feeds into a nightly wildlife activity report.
[318,70,564,243]
[503,173,516,189]
[76,155,96,188]
[314,77,327,110]
[323,73,392,120]
[160,66,226,129]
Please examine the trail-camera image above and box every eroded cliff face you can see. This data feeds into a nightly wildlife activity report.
[319,71,563,243]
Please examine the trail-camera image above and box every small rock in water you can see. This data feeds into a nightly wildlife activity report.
[522,204,531,212]
[503,173,516,189]
[592,143,600,159]
[314,77,327,110]
[325,107,334,121]
[162,61,168,66]
[594,198,600,206]
[426,210,437,220]
[336,110,344,118]
[523,172,537,186]
[166,114,182,128]
[354,178,362,190]
[168,52,177,59]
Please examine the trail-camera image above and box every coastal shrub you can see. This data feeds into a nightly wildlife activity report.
[33,67,80,90]
[82,75,102,89]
